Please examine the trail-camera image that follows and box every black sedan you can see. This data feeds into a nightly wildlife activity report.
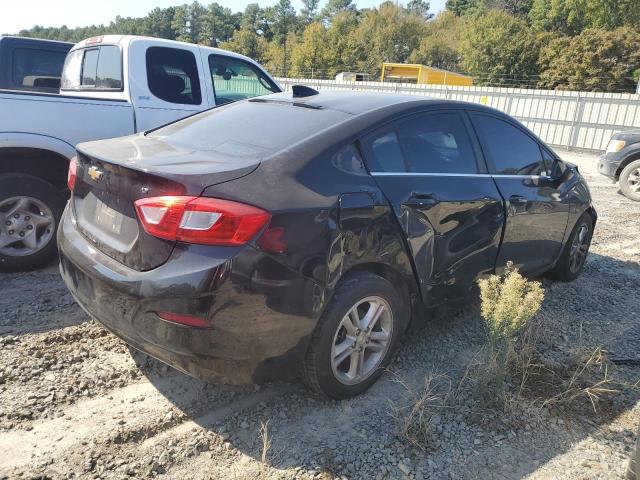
[58,88,596,399]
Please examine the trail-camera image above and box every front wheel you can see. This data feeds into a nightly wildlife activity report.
[548,212,593,282]
[0,174,66,272]
[303,272,405,399]
[619,159,640,202]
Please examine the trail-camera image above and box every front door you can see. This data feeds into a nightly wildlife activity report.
[469,112,570,275]
[360,110,504,303]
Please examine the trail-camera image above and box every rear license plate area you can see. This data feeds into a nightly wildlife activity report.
[94,199,123,235]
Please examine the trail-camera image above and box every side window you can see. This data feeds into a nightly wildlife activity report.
[472,114,546,175]
[80,48,99,87]
[398,112,478,174]
[146,47,202,105]
[11,48,67,91]
[362,130,406,173]
[208,55,278,105]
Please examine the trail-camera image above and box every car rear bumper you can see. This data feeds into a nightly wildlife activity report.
[597,154,620,180]
[57,206,321,384]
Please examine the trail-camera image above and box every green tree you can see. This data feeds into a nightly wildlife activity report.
[219,27,268,63]
[538,27,640,92]
[460,10,542,86]
[300,0,321,24]
[408,11,464,71]
[291,22,330,76]
[321,0,358,21]
[446,0,483,16]
[406,0,433,19]
[144,7,176,39]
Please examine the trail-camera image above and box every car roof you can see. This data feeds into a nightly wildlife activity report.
[257,90,499,118]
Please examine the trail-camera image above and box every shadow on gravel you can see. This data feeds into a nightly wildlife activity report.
[0,266,87,336]
[123,252,639,479]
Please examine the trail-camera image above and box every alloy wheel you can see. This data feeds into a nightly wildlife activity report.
[331,296,393,385]
[626,167,640,193]
[0,196,55,257]
[568,222,590,274]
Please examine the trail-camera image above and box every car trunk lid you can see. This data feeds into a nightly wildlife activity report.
[72,133,262,271]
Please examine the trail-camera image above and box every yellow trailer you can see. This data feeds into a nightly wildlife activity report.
[380,63,473,87]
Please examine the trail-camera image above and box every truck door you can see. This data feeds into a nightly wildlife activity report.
[469,112,570,275]
[361,110,504,303]
[129,43,208,131]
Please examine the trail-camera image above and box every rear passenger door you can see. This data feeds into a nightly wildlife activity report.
[362,110,504,303]
[469,112,570,275]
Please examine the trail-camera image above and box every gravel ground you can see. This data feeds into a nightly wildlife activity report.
[0,151,638,480]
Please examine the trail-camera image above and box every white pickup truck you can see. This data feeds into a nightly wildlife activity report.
[0,35,281,271]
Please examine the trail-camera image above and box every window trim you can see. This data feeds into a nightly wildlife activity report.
[145,46,202,106]
[360,110,484,175]
[60,45,124,92]
[467,110,550,177]
[208,53,279,105]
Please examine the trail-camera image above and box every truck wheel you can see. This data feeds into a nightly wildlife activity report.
[619,159,640,202]
[548,212,593,282]
[0,174,66,272]
[303,272,406,399]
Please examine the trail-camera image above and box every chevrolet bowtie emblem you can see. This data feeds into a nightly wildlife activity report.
[87,166,103,181]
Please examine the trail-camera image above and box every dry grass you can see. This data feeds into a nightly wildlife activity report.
[391,372,453,451]
[540,347,636,413]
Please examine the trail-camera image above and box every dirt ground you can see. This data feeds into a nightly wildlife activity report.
[0,150,638,480]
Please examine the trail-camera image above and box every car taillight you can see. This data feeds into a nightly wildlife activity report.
[134,196,270,246]
[67,157,77,191]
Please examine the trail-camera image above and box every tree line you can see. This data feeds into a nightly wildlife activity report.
[11,0,640,92]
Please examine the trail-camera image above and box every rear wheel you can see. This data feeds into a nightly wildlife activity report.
[548,212,593,282]
[303,272,405,399]
[619,159,640,202]
[0,174,66,272]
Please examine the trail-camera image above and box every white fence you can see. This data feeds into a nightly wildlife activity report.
[276,77,640,152]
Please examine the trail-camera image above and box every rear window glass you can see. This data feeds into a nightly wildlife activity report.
[146,47,201,105]
[11,48,67,91]
[81,49,99,86]
[149,101,350,155]
[61,46,123,91]
[398,113,478,174]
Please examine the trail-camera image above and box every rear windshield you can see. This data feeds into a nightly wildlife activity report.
[61,45,123,91]
[148,101,350,156]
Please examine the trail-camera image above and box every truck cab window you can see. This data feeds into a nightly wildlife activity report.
[146,47,202,105]
[61,46,123,91]
[11,48,67,91]
[208,55,278,105]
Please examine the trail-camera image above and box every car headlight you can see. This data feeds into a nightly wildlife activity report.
[606,139,626,153]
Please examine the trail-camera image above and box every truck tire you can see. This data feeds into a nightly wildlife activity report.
[0,174,66,272]
[619,159,640,202]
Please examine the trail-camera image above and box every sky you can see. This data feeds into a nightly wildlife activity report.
[1,0,446,35]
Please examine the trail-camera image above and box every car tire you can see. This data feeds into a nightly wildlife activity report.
[0,174,66,272]
[619,159,640,202]
[303,272,406,399]
[548,212,593,282]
